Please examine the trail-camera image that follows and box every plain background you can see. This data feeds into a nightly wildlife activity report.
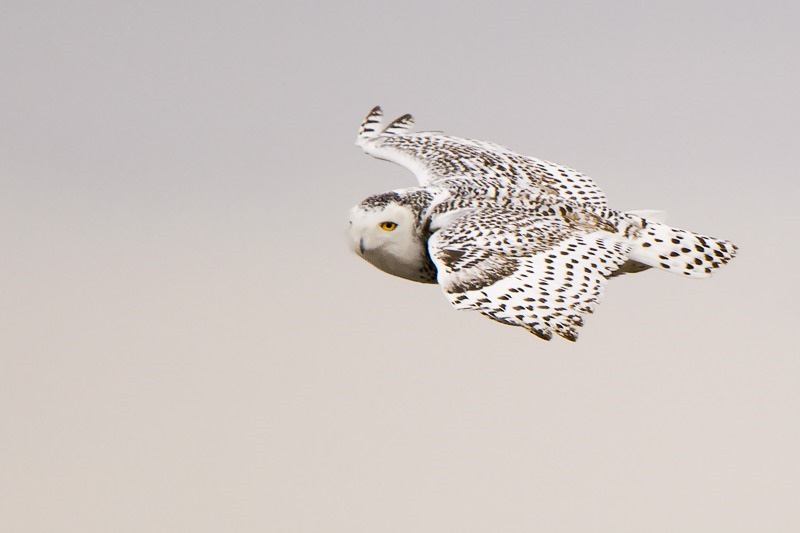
[2,1,798,532]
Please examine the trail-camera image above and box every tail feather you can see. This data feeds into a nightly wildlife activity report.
[628,220,738,278]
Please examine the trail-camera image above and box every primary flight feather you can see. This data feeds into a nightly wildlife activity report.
[348,106,737,342]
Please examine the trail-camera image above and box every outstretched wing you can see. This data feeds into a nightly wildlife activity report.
[356,106,608,206]
[428,208,630,341]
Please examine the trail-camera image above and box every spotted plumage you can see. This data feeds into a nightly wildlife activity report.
[348,106,738,341]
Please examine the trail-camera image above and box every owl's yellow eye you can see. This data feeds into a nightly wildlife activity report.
[379,221,398,231]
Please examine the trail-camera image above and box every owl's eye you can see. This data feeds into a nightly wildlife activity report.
[379,221,398,231]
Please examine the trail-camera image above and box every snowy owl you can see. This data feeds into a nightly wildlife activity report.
[348,106,737,341]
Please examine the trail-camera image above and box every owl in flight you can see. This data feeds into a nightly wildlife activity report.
[348,106,737,341]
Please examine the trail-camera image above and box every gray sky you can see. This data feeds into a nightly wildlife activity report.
[2,1,798,532]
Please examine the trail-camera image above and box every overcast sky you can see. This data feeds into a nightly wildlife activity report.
[1,1,798,532]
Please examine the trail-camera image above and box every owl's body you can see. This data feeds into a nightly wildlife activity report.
[348,107,737,341]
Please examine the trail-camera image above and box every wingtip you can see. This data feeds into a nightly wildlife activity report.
[529,326,553,341]
[356,105,385,146]
[382,113,415,135]
[557,329,579,342]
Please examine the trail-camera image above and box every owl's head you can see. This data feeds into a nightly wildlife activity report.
[348,191,435,283]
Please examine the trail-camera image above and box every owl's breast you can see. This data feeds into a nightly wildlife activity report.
[359,242,438,284]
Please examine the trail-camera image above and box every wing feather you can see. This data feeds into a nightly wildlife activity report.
[356,106,608,206]
[428,208,630,341]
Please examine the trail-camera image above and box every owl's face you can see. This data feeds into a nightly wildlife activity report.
[348,199,432,282]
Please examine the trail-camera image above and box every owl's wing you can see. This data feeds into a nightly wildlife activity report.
[428,207,631,341]
[356,106,608,207]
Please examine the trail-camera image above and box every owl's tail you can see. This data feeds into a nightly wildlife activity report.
[626,216,738,278]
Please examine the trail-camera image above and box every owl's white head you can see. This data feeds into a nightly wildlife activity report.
[348,192,436,283]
